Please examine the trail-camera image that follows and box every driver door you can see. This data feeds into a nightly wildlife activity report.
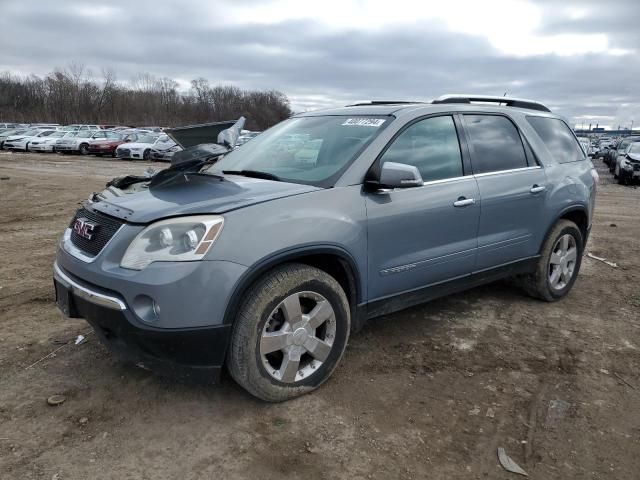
[365,115,480,302]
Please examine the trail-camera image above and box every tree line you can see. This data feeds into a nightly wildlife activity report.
[0,65,293,131]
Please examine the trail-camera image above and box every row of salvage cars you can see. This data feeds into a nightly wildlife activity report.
[595,135,640,185]
[0,123,260,162]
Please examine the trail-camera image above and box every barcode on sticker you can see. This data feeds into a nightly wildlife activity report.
[342,118,386,127]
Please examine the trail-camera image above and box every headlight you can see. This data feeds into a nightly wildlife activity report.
[120,215,224,270]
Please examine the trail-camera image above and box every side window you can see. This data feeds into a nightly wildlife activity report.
[463,115,528,174]
[379,116,463,182]
[526,116,585,163]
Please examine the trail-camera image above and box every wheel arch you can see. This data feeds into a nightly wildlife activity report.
[541,205,589,253]
[222,245,362,327]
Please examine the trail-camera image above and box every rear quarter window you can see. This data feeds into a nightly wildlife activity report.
[527,116,585,163]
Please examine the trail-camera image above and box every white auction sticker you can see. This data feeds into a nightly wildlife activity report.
[342,118,386,127]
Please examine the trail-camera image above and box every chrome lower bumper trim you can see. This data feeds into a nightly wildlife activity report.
[53,262,127,311]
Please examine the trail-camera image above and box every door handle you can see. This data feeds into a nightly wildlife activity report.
[453,197,475,207]
[530,184,546,194]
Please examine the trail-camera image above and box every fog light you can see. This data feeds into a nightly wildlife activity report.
[132,295,160,323]
[152,301,161,317]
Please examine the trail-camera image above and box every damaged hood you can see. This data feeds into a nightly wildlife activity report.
[165,119,241,148]
[627,152,640,162]
[90,174,321,223]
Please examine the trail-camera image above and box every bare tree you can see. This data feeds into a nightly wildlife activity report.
[0,65,292,130]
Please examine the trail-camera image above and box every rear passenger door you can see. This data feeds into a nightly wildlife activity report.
[461,114,547,271]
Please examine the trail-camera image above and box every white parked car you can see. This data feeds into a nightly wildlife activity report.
[54,130,99,155]
[2,129,57,151]
[29,131,71,152]
[116,134,173,160]
[0,128,29,149]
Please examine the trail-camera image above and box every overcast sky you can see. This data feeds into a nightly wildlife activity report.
[1,0,638,129]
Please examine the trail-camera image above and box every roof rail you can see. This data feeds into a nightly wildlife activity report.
[432,94,551,113]
[345,100,424,107]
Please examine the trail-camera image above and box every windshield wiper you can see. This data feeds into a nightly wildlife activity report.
[222,170,280,181]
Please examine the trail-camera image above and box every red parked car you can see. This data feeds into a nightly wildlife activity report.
[87,132,135,157]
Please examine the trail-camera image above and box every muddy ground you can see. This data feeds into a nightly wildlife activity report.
[0,151,639,479]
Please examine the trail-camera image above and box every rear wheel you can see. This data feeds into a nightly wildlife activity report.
[520,220,583,302]
[79,143,89,155]
[227,263,350,402]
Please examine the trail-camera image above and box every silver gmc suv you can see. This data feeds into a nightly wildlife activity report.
[54,95,598,401]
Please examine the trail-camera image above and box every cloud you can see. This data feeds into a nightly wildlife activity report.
[0,0,639,128]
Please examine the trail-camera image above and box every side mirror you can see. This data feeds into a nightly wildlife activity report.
[378,162,423,189]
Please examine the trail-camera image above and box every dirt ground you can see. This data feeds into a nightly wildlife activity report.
[0,151,639,480]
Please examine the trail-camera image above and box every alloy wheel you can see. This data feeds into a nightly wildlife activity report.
[548,234,578,291]
[260,291,336,383]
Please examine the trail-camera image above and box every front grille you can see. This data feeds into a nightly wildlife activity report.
[117,148,130,158]
[69,207,124,257]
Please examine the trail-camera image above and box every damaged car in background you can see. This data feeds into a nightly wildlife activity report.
[614,141,640,185]
[115,134,172,160]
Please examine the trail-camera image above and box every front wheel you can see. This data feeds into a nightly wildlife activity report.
[143,149,151,160]
[227,263,350,402]
[618,171,628,185]
[520,220,583,302]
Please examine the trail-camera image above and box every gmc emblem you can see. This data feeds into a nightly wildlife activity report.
[73,217,98,240]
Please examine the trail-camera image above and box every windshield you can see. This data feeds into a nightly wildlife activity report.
[1,129,23,136]
[136,135,158,144]
[22,129,41,136]
[210,115,390,187]
[627,142,640,154]
[154,135,172,145]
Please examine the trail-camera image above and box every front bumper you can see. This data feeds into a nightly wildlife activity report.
[53,261,232,382]
[622,164,640,179]
[4,142,27,150]
[55,144,78,151]
[29,144,55,152]
[88,146,116,154]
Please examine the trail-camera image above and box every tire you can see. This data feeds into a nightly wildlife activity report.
[227,263,350,402]
[520,220,583,302]
[618,171,628,185]
[614,164,619,179]
[79,143,89,155]
[143,149,151,160]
